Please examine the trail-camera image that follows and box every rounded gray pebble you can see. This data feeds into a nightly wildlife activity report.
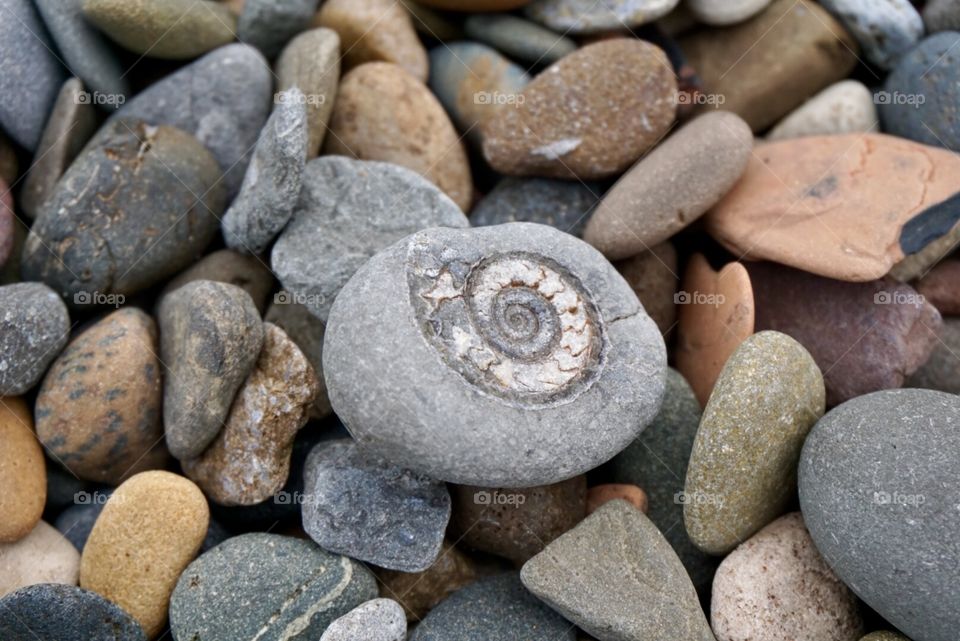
[0,282,69,396]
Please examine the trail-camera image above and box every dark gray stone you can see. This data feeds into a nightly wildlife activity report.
[470,177,600,238]
[906,317,960,394]
[820,0,922,69]
[44,465,91,514]
[464,14,576,66]
[799,389,960,641]
[158,280,264,460]
[169,533,377,641]
[411,573,573,641]
[0,282,69,395]
[237,0,319,58]
[222,89,308,255]
[323,223,667,487]
[272,156,468,323]
[0,583,146,641]
[320,598,406,641]
[302,439,450,572]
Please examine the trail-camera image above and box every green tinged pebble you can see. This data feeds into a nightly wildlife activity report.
[683,330,825,556]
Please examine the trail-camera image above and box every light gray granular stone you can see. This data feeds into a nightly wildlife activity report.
[320,599,406,641]
[0,282,70,395]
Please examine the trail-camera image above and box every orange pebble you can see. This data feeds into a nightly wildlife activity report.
[586,484,648,515]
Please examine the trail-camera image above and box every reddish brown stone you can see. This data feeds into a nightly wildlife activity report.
[914,259,960,316]
[586,484,648,515]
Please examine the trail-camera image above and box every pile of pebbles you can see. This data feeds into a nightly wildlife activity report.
[1,0,959,640]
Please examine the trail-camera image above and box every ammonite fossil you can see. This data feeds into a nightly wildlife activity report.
[323,223,667,487]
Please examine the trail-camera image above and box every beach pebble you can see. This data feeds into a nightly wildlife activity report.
[321,599,407,641]
[820,0,922,69]
[483,39,677,180]
[915,259,960,315]
[276,28,341,157]
[521,500,714,641]
[470,177,599,237]
[264,297,331,418]
[0,583,146,641]
[36,308,167,485]
[80,471,209,638]
[584,111,752,259]
[302,439,451,572]
[374,541,481,620]
[799,389,960,641]
[767,80,878,140]
[1,521,80,597]
[711,512,863,641]
[464,14,576,66]
[923,0,960,31]
[163,249,274,314]
[0,282,70,396]
[325,62,473,211]
[906,318,960,394]
[686,0,772,25]
[586,484,648,514]
[159,281,264,460]
[524,0,679,33]
[0,397,45,543]
[237,0,317,58]
[324,223,666,487]
[272,156,468,323]
[615,243,679,339]
[170,533,377,641]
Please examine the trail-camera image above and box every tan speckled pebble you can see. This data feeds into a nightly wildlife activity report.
[711,513,863,641]
[0,521,79,597]
[80,471,209,639]
[0,397,45,542]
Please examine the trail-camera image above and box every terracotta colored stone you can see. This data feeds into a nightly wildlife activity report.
[675,255,755,407]
[615,242,679,338]
[706,133,960,282]
[482,38,677,180]
[182,323,319,506]
[80,471,209,639]
[915,258,960,315]
[680,0,859,131]
[1,521,79,597]
[36,308,168,485]
[276,28,341,158]
[586,484,648,515]
[449,476,586,564]
[749,262,943,406]
[584,111,752,259]
[325,62,473,211]
[0,398,45,543]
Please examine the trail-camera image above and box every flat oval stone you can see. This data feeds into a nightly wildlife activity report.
[80,471,209,638]
[236,0,317,58]
[463,14,576,66]
[820,0,922,69]
[767,80,878,140]
[323,223,667,486]
[1,521,79,597]
[0,398,45,543]
[22,121,226,301]
[482,38,677,180]
[684,331,825,556]
[706,133,960,281]
[264,297,331,418]
[615,242,679,339]
[36,308,167,485]
[915,258,960,315]
[584,111,752,260]
[470,177,600,238]
[799,389,960,641]
[686,0,771,25]
[276,28,341,157]
[711,513,863,641]
[162,249,275,314]
[321,599,406,641]
[0,583,146,641]
[524,0,679,33]
[325,62,473,211]
[0,282,70,396]
[170,533,378,641]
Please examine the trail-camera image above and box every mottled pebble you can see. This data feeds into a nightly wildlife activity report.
[264,296,331,418]
[0,282,70,396]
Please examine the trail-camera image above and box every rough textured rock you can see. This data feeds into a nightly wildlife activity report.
[0,283,70,396]
[686,0,772,25]
[321,599,407,641]
[524,0,679,33]
[464,14,576,65]
[264,297,331,418]
[767,80,878,140]
[914,258,960,315]
[470,177,599,238]
[0,398,45,543]
[906,318,960,394]
[1,521,80,597]
[162,249,274,313]
[323,223,667,486]
[237,0,318,58]
[614,243,678,339]
[820,0,922,69]
[276,28,341,157]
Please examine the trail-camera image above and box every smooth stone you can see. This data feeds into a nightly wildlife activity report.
[606,368,717,595]
[915,258,960,314]
[0,179,11,268]
[80,471,209,638]
[0,583,146,641]
[449,476,586,563]
[82,0,236,59]
[162,249,274,313]
[524,0,679,33]
[860,634,910,641]
[182,323,319,506]
[924,0,960,32]
[158,281,264,460]
[302,439,451,572]
[428,42,529,145]
[711,512,863,641]
[906,318,960,394]
[325,62,474,211]
[681,0,859,131]
[820,0,922,69]
[470,177,600,238]
[767,80,878,140]
[36,308,167,485]
[799,389,960,641]
[706,133,960,281]
[222,88,308,255]
[686,0,771,25]
[237,0,317,58]
[891,223,960,281]
[0,0,66,150]
[272,156,468,323]
[20,78,98,220]
[100,43,273,197]
[464,14,576,66]
[586,484,647,514]
[0,397,45,543]
[275,28,341,157]
[264,296,332,418]
[585,111,752,259]
[22,121,225,301]
[321,599,406,641]
[615,242,678,339]
[881,32,960,152]
[324,223,667,487]
[674,255,754,407]
[316,0,427,82]
[748,262,942,405]
[34,0,128,100]
[416,0,532,8]
[170,533,378,641]
[521,500,714,641]
[413,573,573,641]
[0,521,79,597]
[483,39,676,180]
[0,283,70,396]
